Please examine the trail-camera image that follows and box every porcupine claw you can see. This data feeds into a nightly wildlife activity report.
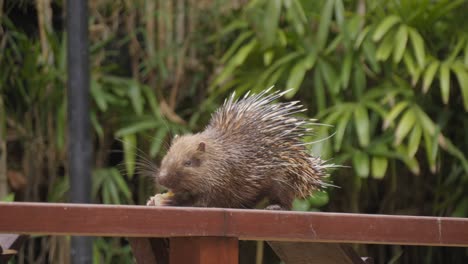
[146,191,175,206]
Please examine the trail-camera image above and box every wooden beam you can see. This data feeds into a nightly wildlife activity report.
[128,238,168,264]
[169,237,238,264]
[0,202,467,247]
[268,242,367,264]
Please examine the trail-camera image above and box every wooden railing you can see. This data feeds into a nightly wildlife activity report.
[0,202,467,263]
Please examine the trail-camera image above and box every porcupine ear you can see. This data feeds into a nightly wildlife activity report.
[197,142,206,152]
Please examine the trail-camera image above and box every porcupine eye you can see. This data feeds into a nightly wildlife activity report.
[183,158,201,167]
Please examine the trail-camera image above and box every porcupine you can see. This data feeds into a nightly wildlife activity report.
[147,88,332,210]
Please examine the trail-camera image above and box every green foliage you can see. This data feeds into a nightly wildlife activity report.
[211,0,468,211]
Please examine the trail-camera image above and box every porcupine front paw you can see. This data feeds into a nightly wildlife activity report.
[265,204,286,210]
[146,192,175,206]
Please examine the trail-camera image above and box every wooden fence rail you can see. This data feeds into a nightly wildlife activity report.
[1,202,467,263]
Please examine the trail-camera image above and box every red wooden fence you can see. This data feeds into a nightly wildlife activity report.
[0,202,467,263]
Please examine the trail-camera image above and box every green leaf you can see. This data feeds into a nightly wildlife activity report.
[439,62,450,104]
[90,79,107,111]
[354,26,370,49]
[340,53,353,89]
[286,61,307,98]
[372,15,401,42]
[111,169,132,202]
[285,0,307,35]
[318,59,340,94]
[90,112,104,140]
[362,40,380,73]
[334,109,352,152]
[115,119,158,137]
[150,127,169,157]
[394,108,416,145]
[408,125,422,157]
[308,191,329,207]
[263,50,274,66]
[408,28,426,67]
[403,52,417,77]
[354,105,370,147]
[415,107,435,135]
[393,25,408,63]
[122,134,137,178]
[352,151,370,178]
[263,0,282,48]
[233,39,257,66]
[128,81,144,116]
[376,33,395,61]
[220,31,253,63]
[313,68,326,112]
[383,101,409,129]
[396,146,421,175]
[465,41,468,66]
[317,0,334,51]
[292,199,310,211]
[422,60,439,93]
[451,61,468,111]
[371,156,388,179]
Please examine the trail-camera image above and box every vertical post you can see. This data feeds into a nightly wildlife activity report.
[169,237,238,264]
[67,0,92,263]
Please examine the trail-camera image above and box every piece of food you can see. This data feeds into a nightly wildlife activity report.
[146,191,174,206]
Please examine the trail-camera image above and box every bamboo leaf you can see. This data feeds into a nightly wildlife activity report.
[376,33,395,61]
[286,61,307,97]
[150,127,169,157]
[220,31,253,63]
[393,25,408,63]
[111,169,132,202]
[317,0,334,51]
[354,26,370,49]
[396,146,421,175]
[313,68,326,112]
[371,156,388,179]
[451,61,468,111]
[423,129,437,173]
[341,52,353,89]
[403,52,417,77]
[372,15,401,42]
[439,62,450,104]
[383,101,409,129]
[408,28,426,67]
[416,107,436,135]
[394,108,416,145]
[352,151,370,178]
[334,109,352,152]
[129,81,143,116]
[422,60,439,93]
[122,134,137,178]
[233,39,257,66]
[90,79,107,111]
[263,0,282,48]
[354,105,370,147]
[408,125,422,157]
[115,119,158,137]
[465,41,468,66]
[318,59,339,95]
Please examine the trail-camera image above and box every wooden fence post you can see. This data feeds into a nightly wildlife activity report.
[169,237,238,264]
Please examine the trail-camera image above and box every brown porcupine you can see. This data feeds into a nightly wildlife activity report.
[147,88,332,210]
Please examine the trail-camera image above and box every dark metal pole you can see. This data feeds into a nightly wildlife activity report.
[67,0,92,263]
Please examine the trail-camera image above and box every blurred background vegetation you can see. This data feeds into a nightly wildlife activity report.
[1,0,467,263]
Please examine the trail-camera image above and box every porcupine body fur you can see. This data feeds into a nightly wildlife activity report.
[155,88,331,210]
